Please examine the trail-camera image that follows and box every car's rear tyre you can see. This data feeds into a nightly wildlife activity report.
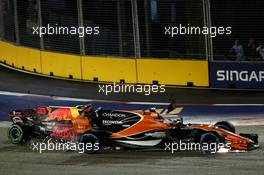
[79,132,101,154]
[215,121,235,133]
[200,131,223,154]
[8,124,25,144]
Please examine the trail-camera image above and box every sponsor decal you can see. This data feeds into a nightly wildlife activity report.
[51,126,77,139]
[217,70,264,82]
[210,62,264,89]
[102,113,126,118]
[102,120,123,125]
[37,107,47,115]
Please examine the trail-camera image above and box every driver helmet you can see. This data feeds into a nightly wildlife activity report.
[83,104,92,113]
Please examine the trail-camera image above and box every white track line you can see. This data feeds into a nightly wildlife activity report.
[1,90,264,106]
[212,104,264,106]
[0,90,169,105]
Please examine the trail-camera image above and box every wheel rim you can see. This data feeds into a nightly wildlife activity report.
[201,133,220,153]
[80,134,100,153]
[203,135,218,144]
[9,127,22,141]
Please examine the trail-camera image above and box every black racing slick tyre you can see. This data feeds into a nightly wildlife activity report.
[8,124,25,144]
[200,131,224,154]
[215,121,236,133]
[79,132,101,154]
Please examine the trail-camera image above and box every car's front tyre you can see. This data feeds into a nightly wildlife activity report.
[215,121,236,133]
[200,131,223,154]
[79,132,101,154]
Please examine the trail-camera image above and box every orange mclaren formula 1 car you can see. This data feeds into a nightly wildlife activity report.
[7,104,259,154]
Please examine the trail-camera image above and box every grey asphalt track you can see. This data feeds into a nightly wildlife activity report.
[0,65,264,175]
[1,65,264,104]
[0,125,263,175]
